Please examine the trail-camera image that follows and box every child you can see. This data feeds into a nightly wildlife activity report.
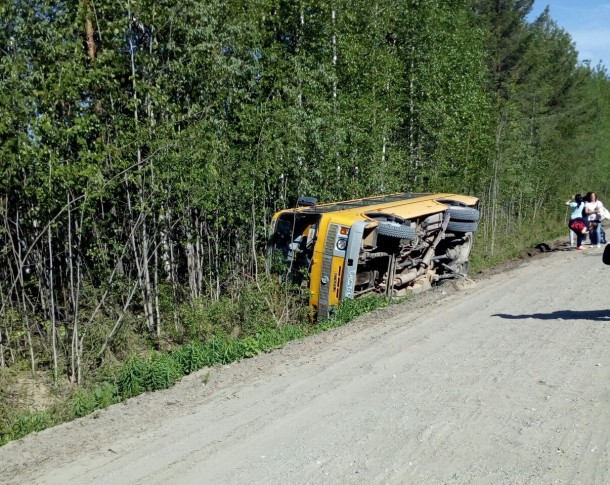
[569,219,589,250]
[566,194,589,250]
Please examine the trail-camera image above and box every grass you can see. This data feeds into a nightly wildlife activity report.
[0,296,389,446]
[0,219,568,446]
[469,219,566,274]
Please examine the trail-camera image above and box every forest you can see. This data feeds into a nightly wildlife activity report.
[1,0,610,439]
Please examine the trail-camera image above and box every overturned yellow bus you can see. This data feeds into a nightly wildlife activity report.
[268,192,479,319]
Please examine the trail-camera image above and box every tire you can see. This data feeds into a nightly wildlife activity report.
[448,206,479,222]
[446,219,478,233]
[377,221,417,240]
[603,244,610,265]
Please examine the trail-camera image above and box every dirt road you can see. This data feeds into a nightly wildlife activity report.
[2,245,610,484]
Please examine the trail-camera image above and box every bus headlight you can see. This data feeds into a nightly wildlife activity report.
[336,238,348,251]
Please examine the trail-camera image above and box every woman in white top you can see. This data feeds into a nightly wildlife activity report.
[584,191,604,247]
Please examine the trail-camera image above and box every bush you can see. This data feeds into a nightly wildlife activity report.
[176,276,308,343]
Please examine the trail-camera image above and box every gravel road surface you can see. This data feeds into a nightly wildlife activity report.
[1,244,609,485]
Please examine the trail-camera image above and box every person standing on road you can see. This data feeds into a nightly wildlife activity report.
[584,191,604,248]
[566,194,589,250]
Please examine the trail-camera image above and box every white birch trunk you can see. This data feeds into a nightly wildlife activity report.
[48,224,58,383]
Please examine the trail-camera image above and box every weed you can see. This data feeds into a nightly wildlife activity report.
[115,357,148,399]
[239,337,260,358]
[316,295,392,332]
[0,292,391,447]
[70,389,98,418]
[174,341,208,375]
[1,410,55,445]
[144,353,182,392]
[92,382,119,409]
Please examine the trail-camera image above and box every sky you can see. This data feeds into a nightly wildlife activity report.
[528,0,610,68]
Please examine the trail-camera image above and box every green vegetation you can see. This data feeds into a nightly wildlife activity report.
[0,295,388,445]
[1,0,609,446]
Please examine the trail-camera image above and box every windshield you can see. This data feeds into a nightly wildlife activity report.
[268,212,321,283]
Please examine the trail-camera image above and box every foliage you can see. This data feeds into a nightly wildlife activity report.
[316,296,393,332]
[1,0,610,448]
[1,410,56,445]
[0,288,394,446]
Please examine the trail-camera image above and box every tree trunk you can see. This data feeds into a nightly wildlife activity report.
[165,207,180,332]
[140,188,156,335]
[491,112,505,256]
[15,209,35,374]
[48,225,58,383]
[0,325,4,368]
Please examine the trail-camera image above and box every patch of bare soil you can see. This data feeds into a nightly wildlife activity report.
[2,241,610,485]
[1,372,62,412]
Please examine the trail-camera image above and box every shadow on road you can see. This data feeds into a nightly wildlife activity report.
[493,310,610,322]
